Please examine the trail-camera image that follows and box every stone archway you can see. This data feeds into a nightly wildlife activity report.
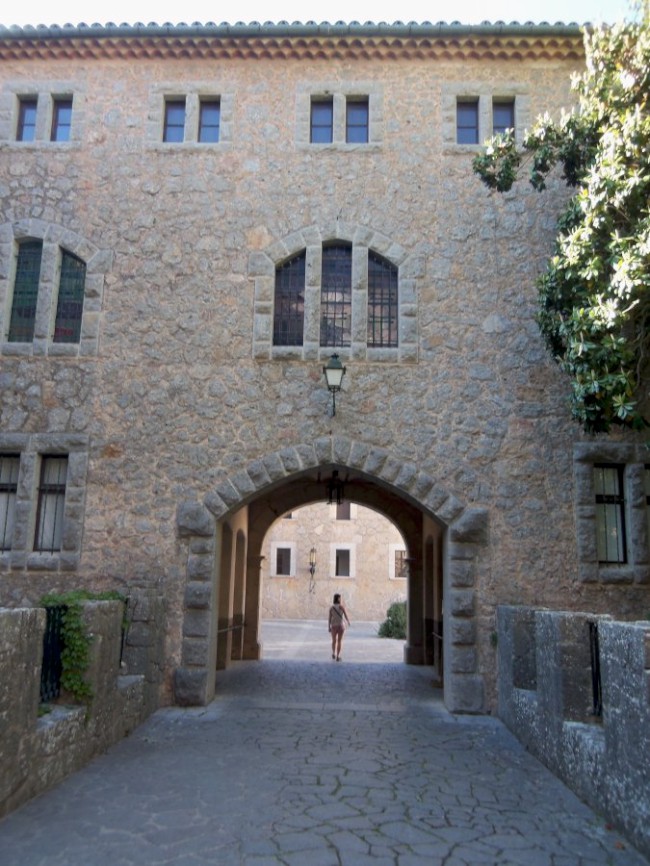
[176,436,488,714]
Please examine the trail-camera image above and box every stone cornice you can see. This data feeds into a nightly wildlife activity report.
[0,22,586,62]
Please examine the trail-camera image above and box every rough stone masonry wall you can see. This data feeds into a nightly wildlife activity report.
[0,597,164,818]
[497,605,650,860]
[0,39,648,703]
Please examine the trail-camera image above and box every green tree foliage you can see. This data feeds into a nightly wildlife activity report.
[473,16,650,434]
[378,601,407,639]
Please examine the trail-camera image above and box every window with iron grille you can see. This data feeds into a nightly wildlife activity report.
[53,251,86,343]
[199,99,220,143]
[51,97,73,142]
[456,98,479,144]
[320,244,352,347]
[163,99,186,142]
[594,464,626,563]
[16,97,37,141]
[273,252,305,345]
[368,251,398,347]
[0,455,19,551]
[346,97,369,143]
[275,547,292,576]
[394,549,408,578]
[493,98,515,135]
[310,97,333,143]
[8,240,43,343]
[34,456,68,553]
[335,548,350,577]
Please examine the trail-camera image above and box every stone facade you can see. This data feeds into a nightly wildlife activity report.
[261,502,407,622]
[0,22,648,714]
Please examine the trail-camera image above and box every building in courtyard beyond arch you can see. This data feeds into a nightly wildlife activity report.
[0,20,648,715]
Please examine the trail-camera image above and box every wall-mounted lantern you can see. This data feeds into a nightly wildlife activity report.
[322,353,346,416]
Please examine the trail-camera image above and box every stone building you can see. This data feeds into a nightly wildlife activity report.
[261,502,408,622]
[0,20,648,715]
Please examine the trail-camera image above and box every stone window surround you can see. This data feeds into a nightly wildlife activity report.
[330,542,356,579]
[574,442,650,584]
[331,502,357,520]
[296,82,383,148]
[389,543,408,580]
[269,540,297,577]
[441,82,531,151]
[0,433,89,572]
[0,219,109,358]
[250,220,421,364]
[0,82,83,145]
[146,84,234,147]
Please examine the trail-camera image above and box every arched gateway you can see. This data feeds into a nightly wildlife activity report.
[176,436,488,714]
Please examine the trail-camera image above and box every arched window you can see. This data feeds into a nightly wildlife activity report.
[320,243,352,347]
[54,250,86,344]
[8,240,42,343]
[368,251,398,348]
[273,251,305,346]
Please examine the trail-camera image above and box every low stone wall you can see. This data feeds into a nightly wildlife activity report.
[0,594,165,818]
[497,605,650,860]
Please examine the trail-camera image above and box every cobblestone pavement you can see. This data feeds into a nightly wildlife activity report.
[1,621,647,865]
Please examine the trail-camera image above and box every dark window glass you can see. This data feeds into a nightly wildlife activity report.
[8,240,43,343]
[335,549,350,577]
[456,99,479,144]
[199,99,220,143]
[51,97,73,142]
[368,251,398,347]
[54,251,86,343]
[273,252,305,346]
[336,502,351,520]
[594,464,626,563]
[276,547,292,576]
[493,99,515,135]
[0,455,20,551]
[320,244,352,348]
[34,456,68,553]
[346,98,369,143]
[395,550,408,578]
[163,99,186,142]
[311,98,333,143]
[17,97,37,141]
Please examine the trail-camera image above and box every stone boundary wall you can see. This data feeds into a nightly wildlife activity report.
[0,594,165,818]
[497,605,650,860]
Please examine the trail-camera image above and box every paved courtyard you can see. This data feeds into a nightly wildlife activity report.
[0,620,647,865]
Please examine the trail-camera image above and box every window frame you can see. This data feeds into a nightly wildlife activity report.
[346,97,369,143]
[163,98,187,143]
[320,243,352,348]
[492,98,515,135]
[34,455,68,554]
[273,252,306,346]
[269,541,296,577]
[53,249,86,344]
[368,251,398,348]
[0,454,20,551]
[16,96,37,142]
[50,96,73,142]
[456,98,479,144]
[198,98,221,143]
[310,97,334,144]
[7,240,43,343]
[594,463,627,564]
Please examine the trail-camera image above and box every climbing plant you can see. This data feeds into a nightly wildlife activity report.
[40,589,126,704]
[472,12,650,434]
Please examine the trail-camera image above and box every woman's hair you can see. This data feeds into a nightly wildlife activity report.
[333,593,341,604]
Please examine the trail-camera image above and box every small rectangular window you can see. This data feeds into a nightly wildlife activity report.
[198,99,220,143]
[493,98,515,135]
[456,98,479,144]
[0,455,20,551]
[163,99,186,143]
[395,550,408,578]
[310,97,333,143]
[275,547,292,576]
[53,251,86,343]
[51,97,73,142]
[594,464,626,563]
[8,240,43,343]
[336,502,351,520]
[346,97,369,143]
[335,548,350,577]
[16,97,37,141]
[34,456,68,553]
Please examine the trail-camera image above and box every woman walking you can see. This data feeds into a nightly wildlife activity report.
[328,593,351,661]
